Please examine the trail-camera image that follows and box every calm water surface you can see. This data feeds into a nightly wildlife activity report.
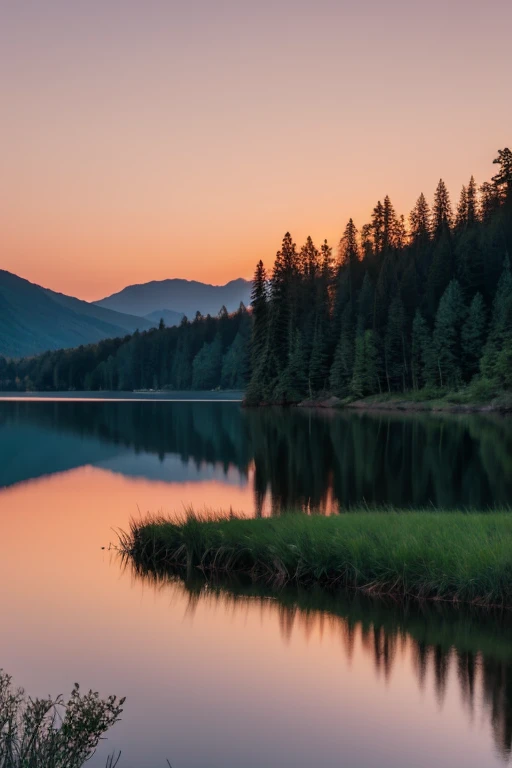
[1,394,511,767]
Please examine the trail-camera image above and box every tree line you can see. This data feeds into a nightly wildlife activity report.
[0,305,251,392]
[247,148,512,403]
[1,147,510,399]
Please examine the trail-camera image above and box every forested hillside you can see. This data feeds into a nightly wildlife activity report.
[0,270,153,357]
[1,148,510,399]
[247,148,512,403]
[0,305,251,391]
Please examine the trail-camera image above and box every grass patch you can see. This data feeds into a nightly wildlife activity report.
[121,510,512,608]
[345,384,512,412]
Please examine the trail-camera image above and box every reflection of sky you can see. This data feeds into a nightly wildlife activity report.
[0,465,508,768]
[0,423,246,489]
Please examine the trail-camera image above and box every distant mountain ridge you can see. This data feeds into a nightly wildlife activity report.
[0,270,154,358]
[0,270,252,359]
[95,277,252,319]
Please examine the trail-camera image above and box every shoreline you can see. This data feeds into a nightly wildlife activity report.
[122,511,512,610]
[296,393,512,414]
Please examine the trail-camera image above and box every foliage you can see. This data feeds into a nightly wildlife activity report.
[0,671,124,768]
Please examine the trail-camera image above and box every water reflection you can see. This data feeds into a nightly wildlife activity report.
[126,563,512,762]
[1,399,511,509]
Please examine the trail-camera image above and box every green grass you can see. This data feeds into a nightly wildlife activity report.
[342,383,512,411]
[122,510,512,608]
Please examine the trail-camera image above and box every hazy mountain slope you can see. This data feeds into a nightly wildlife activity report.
[0,270,152,358]
[95,277,252,318]
[46,288,153,333]
[144,308,184,327]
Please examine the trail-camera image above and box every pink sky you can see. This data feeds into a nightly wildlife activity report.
[1,0,510,300]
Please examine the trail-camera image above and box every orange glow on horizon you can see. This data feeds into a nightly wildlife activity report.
[1,1,511,301]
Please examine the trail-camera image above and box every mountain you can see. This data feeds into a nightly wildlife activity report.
[144,308,184,327]
[95,277,252,319]
[0,270,153,358]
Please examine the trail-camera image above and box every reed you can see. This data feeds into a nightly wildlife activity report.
[120,509,512,608]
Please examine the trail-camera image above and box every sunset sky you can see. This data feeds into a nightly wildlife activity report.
[1,0,511,301]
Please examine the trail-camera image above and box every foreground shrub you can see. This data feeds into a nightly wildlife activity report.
[0,671,124,768]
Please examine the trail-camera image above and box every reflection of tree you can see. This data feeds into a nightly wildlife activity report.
[126,563,512,761]
[0,401,252,477]
[2,402,511,510]
[482,659,512,759]
[244,409,512,511]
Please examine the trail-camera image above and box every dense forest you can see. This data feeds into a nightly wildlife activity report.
[1,147,511,400]
[247,147,512,403]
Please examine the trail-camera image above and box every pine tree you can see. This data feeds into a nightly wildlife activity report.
[384,294,407,391]
[455,228,484,299]
[357,272,374,335]
[338,219,361,305]
[351,330,380,397]
[455,185,468,229]
[492,147,512,204]
[409,193,431,244]
[329,302,355,396]
[250,260,268,369]
[467,176,478,225]
[433,280,466,388]
[481,258,512,380]
[479,181,500,223]
[382,196,398,251]
[374,253,397,329]
[371,200,385,256]
[426,228,453,318]
[411,310,433,390]
[308,322,329,395]
[269,233,298,374]
[461,293,486,381]
[299,235,319,279]
[274,330,308,402]
[432,179,453,234]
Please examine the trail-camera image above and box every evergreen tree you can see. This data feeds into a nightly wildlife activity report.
[433,280,466,388]
[409,193,431,244]
[456,227,484,299]
[411,310,433,390]
[357,272,374,335]
[481,258,512,380]
[384,294,407,391]
[426,228,453,318]
[308,322,329,394]
[461,293,486,381]
[467,175,478,225]
[338,219,361,305]
[479,181,500,223]
[455,185,468,229]
[274,330,308,402]
[330,302,355,396]
[351,330,380,397]
[492,147,512,204]
[250,260,268,370]
[269,232,298,375]
[192,334,222,389]
[432,179,453,234]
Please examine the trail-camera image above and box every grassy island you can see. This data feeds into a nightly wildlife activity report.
[122,510,512,608]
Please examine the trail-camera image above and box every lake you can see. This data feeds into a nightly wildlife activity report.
[1,394,511,767]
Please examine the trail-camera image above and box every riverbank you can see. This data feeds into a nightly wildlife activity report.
[122,511,512,608]
[298,389,512,413]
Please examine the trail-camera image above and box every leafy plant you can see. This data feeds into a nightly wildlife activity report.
[0,671,124,768]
